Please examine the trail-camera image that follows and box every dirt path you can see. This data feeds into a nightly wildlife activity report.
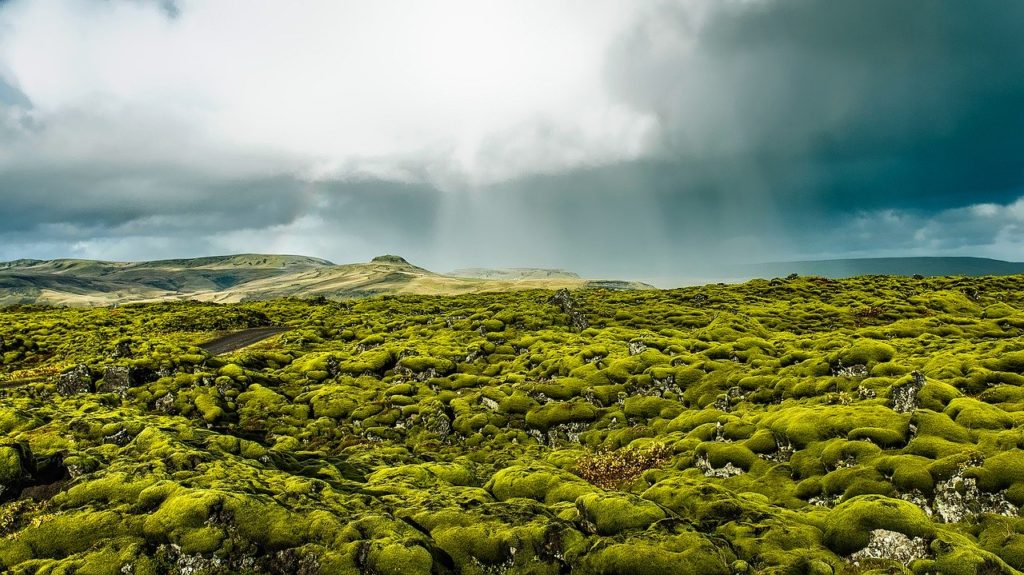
[198,327,291,355]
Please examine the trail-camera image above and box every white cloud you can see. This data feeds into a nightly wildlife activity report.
[0,0,660,187]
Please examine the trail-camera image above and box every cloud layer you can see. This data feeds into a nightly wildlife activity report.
[1,0,1023,283]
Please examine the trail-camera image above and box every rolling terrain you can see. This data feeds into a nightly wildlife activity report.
[1,274,1024,573]
[0,254,653,306]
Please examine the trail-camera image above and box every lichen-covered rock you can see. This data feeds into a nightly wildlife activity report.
[848,528,931,566]
[549,288,588,331]
[100,365,132,396]
[628,341,647,356]
[891,371,925,413]
[933,471,1018,523]
[156,391,177,413]
[56,364,93,395]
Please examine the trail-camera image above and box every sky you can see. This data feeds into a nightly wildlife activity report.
[1,0,1023,284]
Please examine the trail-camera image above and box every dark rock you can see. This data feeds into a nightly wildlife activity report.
[100,366,132,396]
[56,364,93,395]
[548,289,588,332]
[371,254,411,265]
[111,340,133,358]
[324,355,340,378]
[99,365,156,396]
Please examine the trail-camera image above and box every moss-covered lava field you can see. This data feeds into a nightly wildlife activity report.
[3,274,1024,574]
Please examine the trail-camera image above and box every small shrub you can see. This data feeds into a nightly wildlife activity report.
[573,443,672,489]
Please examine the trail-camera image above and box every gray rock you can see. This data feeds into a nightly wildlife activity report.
[891,371,925,413]
[101,366,132,396]
[933,471,1018,523]
[155,392,177,413]
[548,289,588,332]
[696,454,744,478]
[833,363,868,378]
[56,364,93,395]
[848,529,930,566]
[103,429,133,446]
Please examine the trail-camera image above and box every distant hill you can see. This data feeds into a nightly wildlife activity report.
[728,257,1024,279]
[0,254,652,306]
[448,267,582,281]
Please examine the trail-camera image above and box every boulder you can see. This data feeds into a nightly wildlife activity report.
[100,366,132,396]
[56,364,93,395]
[548,289,588,331]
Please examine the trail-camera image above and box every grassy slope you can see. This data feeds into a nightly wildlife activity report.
[0,256,652,306]
[1,275,1024,573]
[448,267,583,280]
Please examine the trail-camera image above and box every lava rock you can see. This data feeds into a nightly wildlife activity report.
[56,364,93,395]
[548,289,588,332]
[848,529,930,566]
[891,371,925,413]
[100,365,132,396]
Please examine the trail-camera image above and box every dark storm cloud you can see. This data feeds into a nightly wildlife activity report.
[607,0,1024,213]
[0,160,446,264]
[0,168,309,233]
[2,0,1024,278]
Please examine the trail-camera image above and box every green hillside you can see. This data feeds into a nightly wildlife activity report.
[0,255,650,306]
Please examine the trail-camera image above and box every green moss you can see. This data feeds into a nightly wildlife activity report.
[525,401,597,430]
[838,340,896,366]
[945,397,1013,430]
[624,396,681,419]
[4,275,1024,572]
[6,511,129,560]
[968,450,1024,498]
[366,542,433,575]
[848,426,905,448]
[0,444,23,486]
[575,492,666,535]
[580,538,730,575]
[696,442,757,471]
[486,464,595,503]
[823,495,934,555]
